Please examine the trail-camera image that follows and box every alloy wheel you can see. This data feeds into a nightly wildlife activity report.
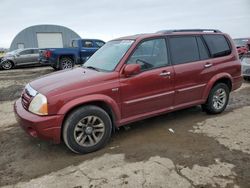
[61,59,73,69]
[73,116,105,147]
[2,61,12,70]
[212,88,227,110]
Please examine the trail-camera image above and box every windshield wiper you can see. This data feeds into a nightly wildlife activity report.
[84,66,100,72]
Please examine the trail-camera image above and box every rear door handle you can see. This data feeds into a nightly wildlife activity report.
[159,71,171,77]
[204,63,213,68]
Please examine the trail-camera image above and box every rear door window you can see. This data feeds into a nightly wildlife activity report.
[19,50,32,55]
[33,49,39,54]
[196,37,209,60]
[169,36,199,65]
[95,41,105,47]
[83,41,94,48]
[203,34,231,58]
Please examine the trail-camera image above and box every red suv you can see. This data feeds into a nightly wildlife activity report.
[14,29,242,154]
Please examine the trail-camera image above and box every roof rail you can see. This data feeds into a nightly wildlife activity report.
[157,29,222,34]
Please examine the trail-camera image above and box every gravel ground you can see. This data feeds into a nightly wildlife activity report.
[0,67,250,188]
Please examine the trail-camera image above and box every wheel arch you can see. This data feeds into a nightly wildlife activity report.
[57,54,76,69]
[58,95,121,141]
[1,59,15,68]
[202,73,232,101]
[59,54,76,62]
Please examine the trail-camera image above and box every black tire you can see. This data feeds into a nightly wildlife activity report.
[1,61,13,70]
[51,64,59,71]
[63,105,112,154]
[59,57,74,70]
[202,83,230,114]
[243,76,250,81]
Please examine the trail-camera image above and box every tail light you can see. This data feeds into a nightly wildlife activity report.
[44,50,52,58]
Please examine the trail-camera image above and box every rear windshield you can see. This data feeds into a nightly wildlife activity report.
[203,35,231,58]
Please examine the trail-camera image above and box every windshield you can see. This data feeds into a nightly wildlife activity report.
[83,40,134,71]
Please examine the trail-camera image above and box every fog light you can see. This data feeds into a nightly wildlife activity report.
[27,127,38,138]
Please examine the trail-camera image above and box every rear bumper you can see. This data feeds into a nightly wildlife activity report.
[232,75,243,91]
[242,63,250,77]
[39,57,56,66]
[14,99,63,144]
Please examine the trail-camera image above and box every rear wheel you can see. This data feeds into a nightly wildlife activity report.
[202,83,229,114]
[51,64,59,71]
[59,57,74,70]
[63,105,112,154]
[1,61,13,70]
[243,76,250,81]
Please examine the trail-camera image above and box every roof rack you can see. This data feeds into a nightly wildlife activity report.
[157,29,222,34]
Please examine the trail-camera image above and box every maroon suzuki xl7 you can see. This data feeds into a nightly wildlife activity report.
[14,29,242,153]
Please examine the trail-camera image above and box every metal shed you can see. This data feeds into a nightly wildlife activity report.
[9,24,81,51]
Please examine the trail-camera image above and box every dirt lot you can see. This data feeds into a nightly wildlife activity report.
[0,67,250,188]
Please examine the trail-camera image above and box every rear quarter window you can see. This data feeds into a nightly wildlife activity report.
[203,35,231,58]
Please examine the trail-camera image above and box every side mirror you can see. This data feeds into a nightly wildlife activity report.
[123,64,141,77]
[16,53,20,57]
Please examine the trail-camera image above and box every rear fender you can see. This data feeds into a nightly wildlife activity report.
[58,54,76,62]
[56,54,76,68]
[202,73,233,100]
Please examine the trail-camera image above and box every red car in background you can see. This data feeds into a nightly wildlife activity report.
[234,38,250,58]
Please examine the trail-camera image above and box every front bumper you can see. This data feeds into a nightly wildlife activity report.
[14,99,63,144]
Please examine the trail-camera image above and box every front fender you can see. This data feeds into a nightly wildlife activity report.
[57,94,121,125]
[202,73,233,100]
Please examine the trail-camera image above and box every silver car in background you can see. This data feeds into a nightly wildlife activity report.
[0,48,40,70]
[241,56,250,81]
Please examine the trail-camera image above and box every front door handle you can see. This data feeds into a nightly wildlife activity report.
[204,63,213,68]
[159,71,171,77]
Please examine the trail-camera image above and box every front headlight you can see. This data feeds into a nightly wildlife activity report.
[28,93,48,115]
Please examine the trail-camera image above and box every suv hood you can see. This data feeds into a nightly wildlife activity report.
[30,67,117,96]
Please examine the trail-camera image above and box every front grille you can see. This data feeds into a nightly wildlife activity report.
[21,89,32,110]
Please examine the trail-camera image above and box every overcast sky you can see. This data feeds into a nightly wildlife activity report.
[0,0,249,48]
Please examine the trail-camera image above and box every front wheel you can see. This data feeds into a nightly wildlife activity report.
[1,61,13,70]
[63,105,112,154]
[202,83,229,114]
[59,57,74,70]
